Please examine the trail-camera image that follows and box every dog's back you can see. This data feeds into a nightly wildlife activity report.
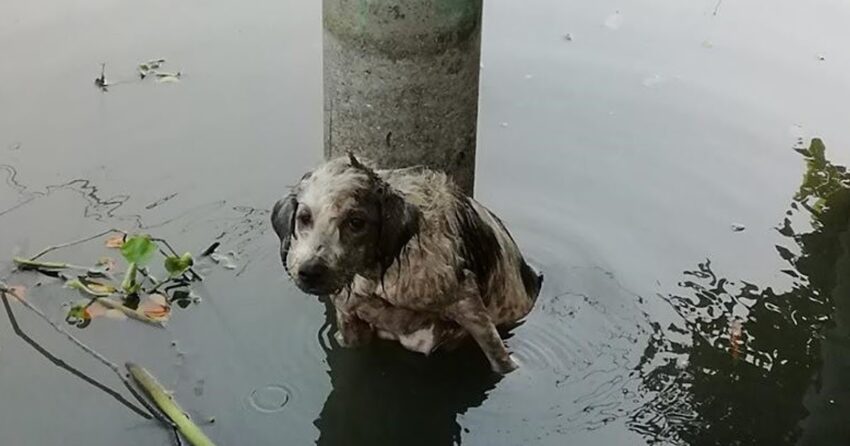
[379,167,542,326]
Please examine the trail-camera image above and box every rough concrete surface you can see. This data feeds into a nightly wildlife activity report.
[323,0,483,194]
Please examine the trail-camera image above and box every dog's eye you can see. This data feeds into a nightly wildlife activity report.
[346,217,366,232]
[297,213,312,227]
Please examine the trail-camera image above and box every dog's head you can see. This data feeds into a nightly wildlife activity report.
[271,154,420,295]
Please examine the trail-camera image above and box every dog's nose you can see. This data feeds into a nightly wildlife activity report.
[298,259,329,285]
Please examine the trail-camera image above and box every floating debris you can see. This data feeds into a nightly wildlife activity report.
[563,33,574,42]
[200,242,221,257]
[94,63,108,91]
[701,40,714,49]
[817,54,826,61]
[524,74,534,80]
[210,252,237,270]
[105,234,126,248]
[92,58,182,91]
[138,58,166,79]
[499,122,509,128]
[730,223,746,232]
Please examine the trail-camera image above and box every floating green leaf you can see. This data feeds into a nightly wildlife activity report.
[164,253,194,277]
[120,235,157,266]
[65,303,92,328]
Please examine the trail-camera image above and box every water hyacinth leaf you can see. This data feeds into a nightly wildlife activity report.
[97,257,117,271]
[5,285,27,302]
[86,281,117,295]
[66,279,114,297]
[86,301,107,318]
[138,294,171,322]
[165,253,194,277]
[105,234,126,248]
[104,309,128,320]
[65,302,92,328]
[87,301,128,321]
[120,235,157,266]
[90,296,166,326]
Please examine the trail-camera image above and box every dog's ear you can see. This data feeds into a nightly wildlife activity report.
[271,194,298,263]
[377,187,421,270]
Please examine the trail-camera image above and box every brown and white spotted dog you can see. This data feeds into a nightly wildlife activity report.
[271,155,542,373]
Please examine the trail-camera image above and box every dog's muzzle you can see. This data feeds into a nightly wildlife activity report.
[293,258,336,295]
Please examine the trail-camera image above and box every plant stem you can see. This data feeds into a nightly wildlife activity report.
[121,263,138,293]
[28,228,126,261]
[13,257,90,271]
[94,297,165,327]
[126,363,217,446]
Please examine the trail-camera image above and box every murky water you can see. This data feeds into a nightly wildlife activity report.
[2,1,850,445]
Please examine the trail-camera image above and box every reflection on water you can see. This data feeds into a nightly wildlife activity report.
[314,296,500,446]
[630,139,850,445]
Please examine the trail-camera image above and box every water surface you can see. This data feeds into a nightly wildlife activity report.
[1,0,849,445]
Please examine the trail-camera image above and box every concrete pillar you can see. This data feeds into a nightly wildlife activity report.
[323,0,483,195]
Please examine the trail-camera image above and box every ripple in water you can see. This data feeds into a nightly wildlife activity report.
[510,323,578,373]
[248,384,292,413]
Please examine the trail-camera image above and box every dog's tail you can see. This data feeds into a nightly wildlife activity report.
[519,258,544,303]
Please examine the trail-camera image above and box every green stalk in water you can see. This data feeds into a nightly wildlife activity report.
[13,257,88,271]
[126,363,216,446]
[121,262,139,294]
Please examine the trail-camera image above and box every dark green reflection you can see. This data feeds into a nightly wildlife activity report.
[631,139,850,446]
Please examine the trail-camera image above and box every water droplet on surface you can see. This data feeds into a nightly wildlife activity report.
[499,122,509,128]
[642,74,666,88]
[248,384,291,413]
[604,11,623,30]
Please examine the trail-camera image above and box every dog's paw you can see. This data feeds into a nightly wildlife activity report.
[334,329,372,348]
[491,355,520,374]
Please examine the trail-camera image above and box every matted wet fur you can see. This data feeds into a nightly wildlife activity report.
[271,155,542,373]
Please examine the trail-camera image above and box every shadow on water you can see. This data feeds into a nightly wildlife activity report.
[313,296,500,446]
[630,139,850,446]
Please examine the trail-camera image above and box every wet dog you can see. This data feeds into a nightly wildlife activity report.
[271,155,542,373]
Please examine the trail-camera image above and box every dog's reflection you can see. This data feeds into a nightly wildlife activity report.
[314,297,501,446]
